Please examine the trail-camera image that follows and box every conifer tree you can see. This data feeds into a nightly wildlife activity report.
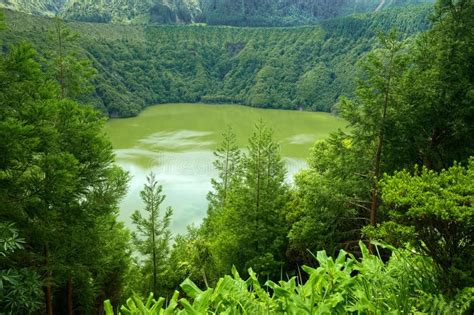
[131,173,173,296]
[49,17,96,100]
[0,12,4,31]
[1,19,131,312]
[338,31,408,233]
[211,121,288,277]
[207,127,241,212]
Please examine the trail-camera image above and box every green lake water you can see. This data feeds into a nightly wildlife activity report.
[105,103,346,235]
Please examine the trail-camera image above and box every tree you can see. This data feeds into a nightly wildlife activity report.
[0,30,130,313]
[369,159,474,293]
[199,128,241,285]
[207,127,241,215]
[243,121,286,254]
[389,0,474,171]
[165,225,216,291]
[210,121,289,277]
[91,218,133,314]
[338,30,408,234]
[288,132,372,264]
[296,63,336,111]
[0,11,4,31]
[49,17,96,100]
[131,173,173,296]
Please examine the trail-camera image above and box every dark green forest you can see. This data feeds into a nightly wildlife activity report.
[1,6,432,117]
[1,0,473,314]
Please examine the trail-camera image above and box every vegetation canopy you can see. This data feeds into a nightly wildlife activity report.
[0,0,473,313]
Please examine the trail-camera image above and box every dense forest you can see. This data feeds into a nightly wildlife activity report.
[1,0,473,314]
[0,0,434,25]
[1,5,432,117]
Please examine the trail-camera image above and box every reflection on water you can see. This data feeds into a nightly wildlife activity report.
[118,156,215,235]
[285,134,319,145]
[117,151,306,235]
[139,130,215,149]
[106,104,347,236]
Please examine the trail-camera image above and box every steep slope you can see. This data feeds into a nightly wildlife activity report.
[0,0,434,25]
[202,0,434,26]
[0,0,201,23]
[0,5,432,117]
[60,0,202,23]
[0,0,66,16]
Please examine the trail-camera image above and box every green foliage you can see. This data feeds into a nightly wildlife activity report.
[2,0,474,312]
[106,242,464,314]
[165,226,215,293]
[207,121,289,278]
[202,0,432,26]
[0,20,132,312]
[0,267,43,314]
[207,127,241,211]
[289,0,474,265]
[0,10,4,30]
[131,173,173,297]
[0,0,435,26]
[416,287,474,314]
[370,159,474,291]
[0,7,432,117]
[385,0,474,170]
[0,223,24,256]
[0,224,43,314]
[288,133,372,262]
[47,17,97,100]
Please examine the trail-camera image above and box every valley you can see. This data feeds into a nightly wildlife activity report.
[1,0,473,313]
[0,6,433,117]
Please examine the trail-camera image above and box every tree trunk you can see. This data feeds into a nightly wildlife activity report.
[370,132,384,228]
[255,130,262,252]
[152,229,157,296]
[67,277,73,315]
[369,65,392,253]
[56,20,65,99]
[151,193,157,296]
[44,244,53,315]
[223,142,230,207]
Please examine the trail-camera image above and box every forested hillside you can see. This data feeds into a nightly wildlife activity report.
[201,0,434,26]
[1,6,432,117]
[0,0,434,25]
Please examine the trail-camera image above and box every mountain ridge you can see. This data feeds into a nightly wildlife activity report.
[0,0,434,26]
[0,5,433,117]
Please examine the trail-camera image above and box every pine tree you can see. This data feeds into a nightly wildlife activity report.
[213,121,288,277]
[338,31,408,234]
[207,127,241,212]
[0,11,4,31]
[131,173,173,296]
[49,17,96,100]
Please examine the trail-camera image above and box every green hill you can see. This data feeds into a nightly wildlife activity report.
[0,5,432,117]
[0,0,434,25]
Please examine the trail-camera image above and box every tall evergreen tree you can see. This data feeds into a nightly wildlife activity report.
[131,173,173,296]
[338,31,408,232]
[390,0,474,170]
[0,11,4,31]
[49,17,96,100]
[211,121,289,277]
[0,18,131,313]
[207,127,241,215]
